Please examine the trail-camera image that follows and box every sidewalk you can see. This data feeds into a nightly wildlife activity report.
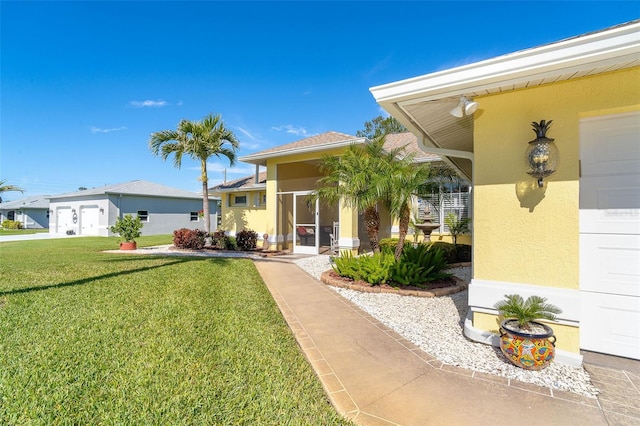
[254,258,618,426]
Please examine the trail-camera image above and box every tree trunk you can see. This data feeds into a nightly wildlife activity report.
[363,206,380,254]
[394,205,410,260]
[201,160,210,234]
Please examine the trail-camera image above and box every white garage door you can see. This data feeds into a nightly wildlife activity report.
[80,206,100,235]
[579,112,640,360]
[56,207,73,234]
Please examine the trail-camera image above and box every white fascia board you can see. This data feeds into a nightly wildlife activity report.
[370,21,640,104]
[239,138,367,164]
[212,185,266,194]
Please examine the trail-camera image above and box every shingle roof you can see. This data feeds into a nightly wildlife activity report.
[214,133,440,192]
[239,131,364,165]
[0,195,50,210]
[48,180,210,200]
[382,132,439,162]
[211,171,267,192]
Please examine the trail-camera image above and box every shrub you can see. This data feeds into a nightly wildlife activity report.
[455,244,472,262]
[389,244,450,286]
[210,230,228,250]
[225,236,237,251]
[173,228,207,250]
[110,214,143,242]
[428,242,458,263]
[2,220,23,229]
[379,238,411,253]
[236,228,258,251]
[332,250,394,285]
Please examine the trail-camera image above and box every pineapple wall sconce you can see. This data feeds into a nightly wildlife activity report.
[525,120,558,187]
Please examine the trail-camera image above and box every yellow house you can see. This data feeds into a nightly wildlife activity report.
[210,131,468,254]
[371,20,640,364]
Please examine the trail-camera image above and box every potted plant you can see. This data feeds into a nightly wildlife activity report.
[494,294,562,370]
[110,214,143,250]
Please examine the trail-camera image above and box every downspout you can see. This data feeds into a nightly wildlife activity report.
[254,164,259,184]
[417,135,481,349]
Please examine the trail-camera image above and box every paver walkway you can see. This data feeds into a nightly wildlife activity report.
[254,258,637,426]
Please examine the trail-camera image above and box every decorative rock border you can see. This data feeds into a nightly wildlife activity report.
[320,270,468,298]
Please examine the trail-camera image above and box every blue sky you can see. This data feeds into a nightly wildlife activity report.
[1,1,638,201]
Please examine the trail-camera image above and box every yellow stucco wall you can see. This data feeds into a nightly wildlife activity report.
[471,67,639,354]
[474,67,640,289]
[220,193,269,235]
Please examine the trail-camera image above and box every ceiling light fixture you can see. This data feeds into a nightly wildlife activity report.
[450,96,479,118]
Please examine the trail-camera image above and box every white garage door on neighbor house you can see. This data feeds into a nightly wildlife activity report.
[579,111,640,360]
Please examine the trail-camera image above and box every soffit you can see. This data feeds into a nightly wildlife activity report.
[371,20,640,182]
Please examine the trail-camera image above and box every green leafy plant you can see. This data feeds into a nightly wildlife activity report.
[444,212,470,245]
[210,229,228,249]
[494,294,562,331]
[389,245,450,286]
[2,219,23,229]
[332,250,394,285]
[109,214,143,242]
[333,245,450,287]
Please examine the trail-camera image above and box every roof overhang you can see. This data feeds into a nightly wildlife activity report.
[239,137,366,166]
[370,20,640,181]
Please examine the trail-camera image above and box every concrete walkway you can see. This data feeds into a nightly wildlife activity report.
[254,258,637,426]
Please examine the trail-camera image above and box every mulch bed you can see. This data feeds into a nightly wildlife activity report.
[320,269,468,298]
[168,245,291,257]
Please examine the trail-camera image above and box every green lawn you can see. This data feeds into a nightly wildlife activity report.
[0,236,349,424]
[0,228,49,236]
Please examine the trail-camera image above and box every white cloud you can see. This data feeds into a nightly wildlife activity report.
[236,126,256,141]
[271,124,308,137]
[129,100,168,108]
[90,126,127,134]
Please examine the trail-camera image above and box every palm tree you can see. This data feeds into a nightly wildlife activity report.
[149,113,239,233]
[314,136,394,254]
[0,179,25,202]
[384,155,432,260]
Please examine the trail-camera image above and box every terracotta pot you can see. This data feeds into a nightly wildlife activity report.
[499,319,556,370]
[119,241,137,251]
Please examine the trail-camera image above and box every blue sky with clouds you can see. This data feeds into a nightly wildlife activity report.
[1,1,638,201]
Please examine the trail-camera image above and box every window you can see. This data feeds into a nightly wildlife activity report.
[190,211,199,221]
[260,192,267,206]
[232,195,247,206]
[137,210,149,222]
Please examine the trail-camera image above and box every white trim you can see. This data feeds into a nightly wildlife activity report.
[416,137,475,161]
[239,138,366,164]
[468,279,580,323]
[463,309,584,367]
[338,237,360,251]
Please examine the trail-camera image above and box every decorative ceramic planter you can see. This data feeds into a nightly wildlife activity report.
[119,241,137,251]
[499,319,556,370]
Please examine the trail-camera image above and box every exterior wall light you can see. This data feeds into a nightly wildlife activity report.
[450,96,479,117]
[525,120,558,187]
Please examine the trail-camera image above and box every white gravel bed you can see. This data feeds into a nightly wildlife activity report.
[293,255,598,398]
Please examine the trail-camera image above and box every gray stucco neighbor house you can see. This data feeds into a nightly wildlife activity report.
[47,180,219,236]
[0,195,50,229]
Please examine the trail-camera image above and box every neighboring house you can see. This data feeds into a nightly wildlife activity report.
[47,180,219,236]
[371,20,640,363]
[0,195,50,229]
[210,131,466,254]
